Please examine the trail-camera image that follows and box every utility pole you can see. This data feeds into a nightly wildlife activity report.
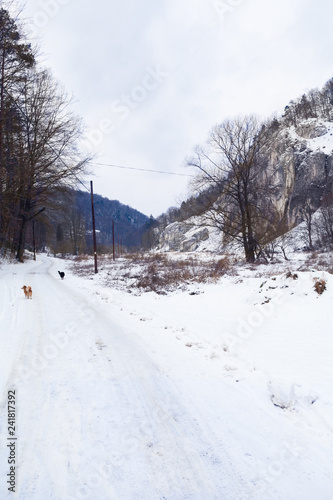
[90,180,98,273]
[32,220,36,261]
[112,219,115,261]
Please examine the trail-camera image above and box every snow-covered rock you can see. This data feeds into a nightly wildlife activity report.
[155,217,223,252]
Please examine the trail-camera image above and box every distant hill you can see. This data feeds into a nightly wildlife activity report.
[75,190,150,251]
[25,189,151,256]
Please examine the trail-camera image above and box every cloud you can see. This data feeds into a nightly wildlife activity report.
[21,0,333,216]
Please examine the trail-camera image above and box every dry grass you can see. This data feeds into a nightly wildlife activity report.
[297,251,333,273]
[68,249,332,294]
[133,254,232,293]
[69,252,233,293]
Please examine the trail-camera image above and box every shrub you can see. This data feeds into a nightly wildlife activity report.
[286,271,298,280]
[314,278,326,295]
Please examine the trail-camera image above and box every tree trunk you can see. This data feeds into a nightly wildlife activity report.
[245,245,255,263]
[16,215,27,262]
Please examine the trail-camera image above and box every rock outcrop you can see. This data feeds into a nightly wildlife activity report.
[155,119,333,253]
[155,220,214,252]
[268,119,333,226]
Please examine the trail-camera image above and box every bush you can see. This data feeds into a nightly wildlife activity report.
[286,271,298,280]
[314,278,326,295]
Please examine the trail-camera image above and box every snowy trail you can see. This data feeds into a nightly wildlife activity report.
[0,256,245,499]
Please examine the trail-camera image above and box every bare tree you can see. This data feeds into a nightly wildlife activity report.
[314,194,333,249]
[299,197,316,250]
[187,116,278,262]
[0,6,91,260]
[13,68,90,261]
[64,205,86,255]
[0,5,35,249]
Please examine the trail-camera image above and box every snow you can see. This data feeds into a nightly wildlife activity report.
[0,253,333,499]
[288,119,333,154]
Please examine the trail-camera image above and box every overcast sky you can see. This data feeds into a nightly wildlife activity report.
[18,0,333,216]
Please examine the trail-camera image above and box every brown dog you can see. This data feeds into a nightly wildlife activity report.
[21,285,32,299]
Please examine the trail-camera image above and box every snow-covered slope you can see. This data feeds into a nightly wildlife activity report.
[0,254,332,499]
[290,119,333,153]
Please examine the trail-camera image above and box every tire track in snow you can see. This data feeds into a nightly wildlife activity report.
[1,255,245,499]
[66,278,246,499]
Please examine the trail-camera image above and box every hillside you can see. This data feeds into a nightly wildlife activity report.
[75,190,150,251]
[24,189,150,257]
[153,80,333,256]
[155,117,333,254]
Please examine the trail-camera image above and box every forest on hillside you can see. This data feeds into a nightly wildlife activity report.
[3,186,151,257]
[49,189,150,256]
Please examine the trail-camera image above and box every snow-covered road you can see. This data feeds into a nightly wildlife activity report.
[1,254,333,499]
[0,256,245,499]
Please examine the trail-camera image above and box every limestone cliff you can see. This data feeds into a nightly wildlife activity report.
[268,119,333,226]
[154,119,333,253]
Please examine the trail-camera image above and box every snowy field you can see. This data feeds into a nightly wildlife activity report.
[0,252,333,499]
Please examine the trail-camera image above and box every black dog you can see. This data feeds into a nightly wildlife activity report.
[58,271,65,280]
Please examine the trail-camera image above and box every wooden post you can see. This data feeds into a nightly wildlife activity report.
[112,219,115,261]
[90,181,98,273]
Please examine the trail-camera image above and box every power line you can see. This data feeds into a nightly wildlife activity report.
[93,162,194,177]
[76,176,90,192]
